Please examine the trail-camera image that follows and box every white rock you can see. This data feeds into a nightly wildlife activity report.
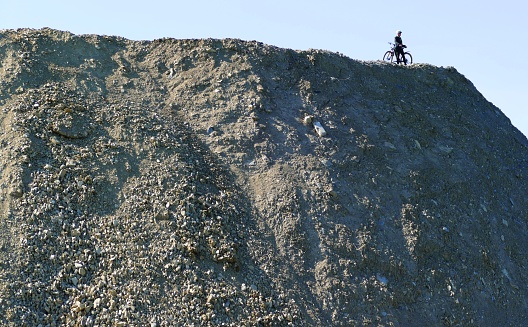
[313,121,327,137]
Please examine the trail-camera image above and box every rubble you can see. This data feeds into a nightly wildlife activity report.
[0,28,527,326]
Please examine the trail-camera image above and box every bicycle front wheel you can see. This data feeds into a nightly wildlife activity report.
[404,52,413,64]
[382,51,393,63]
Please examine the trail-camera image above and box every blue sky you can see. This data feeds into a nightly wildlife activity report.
[2,0,527,137]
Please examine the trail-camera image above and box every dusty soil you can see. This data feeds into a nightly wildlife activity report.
[0,28,527,326]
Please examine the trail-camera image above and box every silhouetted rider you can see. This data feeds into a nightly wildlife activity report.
[394,30,407,64]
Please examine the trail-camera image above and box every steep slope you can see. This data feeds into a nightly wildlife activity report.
[0,28,527,326]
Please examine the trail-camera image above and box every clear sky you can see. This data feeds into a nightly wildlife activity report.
[2,0,527,137]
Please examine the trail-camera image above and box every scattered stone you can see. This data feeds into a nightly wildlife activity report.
[303,115,314,125]
[439,145,454,153]
[9,187,23,198]
[376,274,388,286]
[156,209,170,221]
[313,121,327,137]
[384,141,396,149]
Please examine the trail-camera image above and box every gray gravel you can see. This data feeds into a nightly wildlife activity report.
[0,28,527,326]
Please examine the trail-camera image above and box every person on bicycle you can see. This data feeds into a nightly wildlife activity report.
[394,30,407,64]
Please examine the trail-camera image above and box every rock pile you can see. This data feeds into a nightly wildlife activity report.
[0,28,527,326]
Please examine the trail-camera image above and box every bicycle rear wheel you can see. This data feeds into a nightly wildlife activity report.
[382,51,393,63]
[403,52,413,64]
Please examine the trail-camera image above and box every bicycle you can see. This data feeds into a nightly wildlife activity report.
[383,42,413,65]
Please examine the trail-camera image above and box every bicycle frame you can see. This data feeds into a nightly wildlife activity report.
[383,42,412,64]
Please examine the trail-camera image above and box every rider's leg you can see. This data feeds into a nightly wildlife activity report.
[396,48,403,64]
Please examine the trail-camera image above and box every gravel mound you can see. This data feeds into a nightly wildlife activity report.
[0,28,527,326]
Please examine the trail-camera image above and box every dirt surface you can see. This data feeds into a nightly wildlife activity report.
[0,28,527,326]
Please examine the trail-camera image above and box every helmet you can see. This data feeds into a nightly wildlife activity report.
[396,30,402,34]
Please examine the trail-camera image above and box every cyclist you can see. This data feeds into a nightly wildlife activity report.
[394,30,407,64]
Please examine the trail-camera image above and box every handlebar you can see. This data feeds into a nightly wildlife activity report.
[388,42,407,49]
